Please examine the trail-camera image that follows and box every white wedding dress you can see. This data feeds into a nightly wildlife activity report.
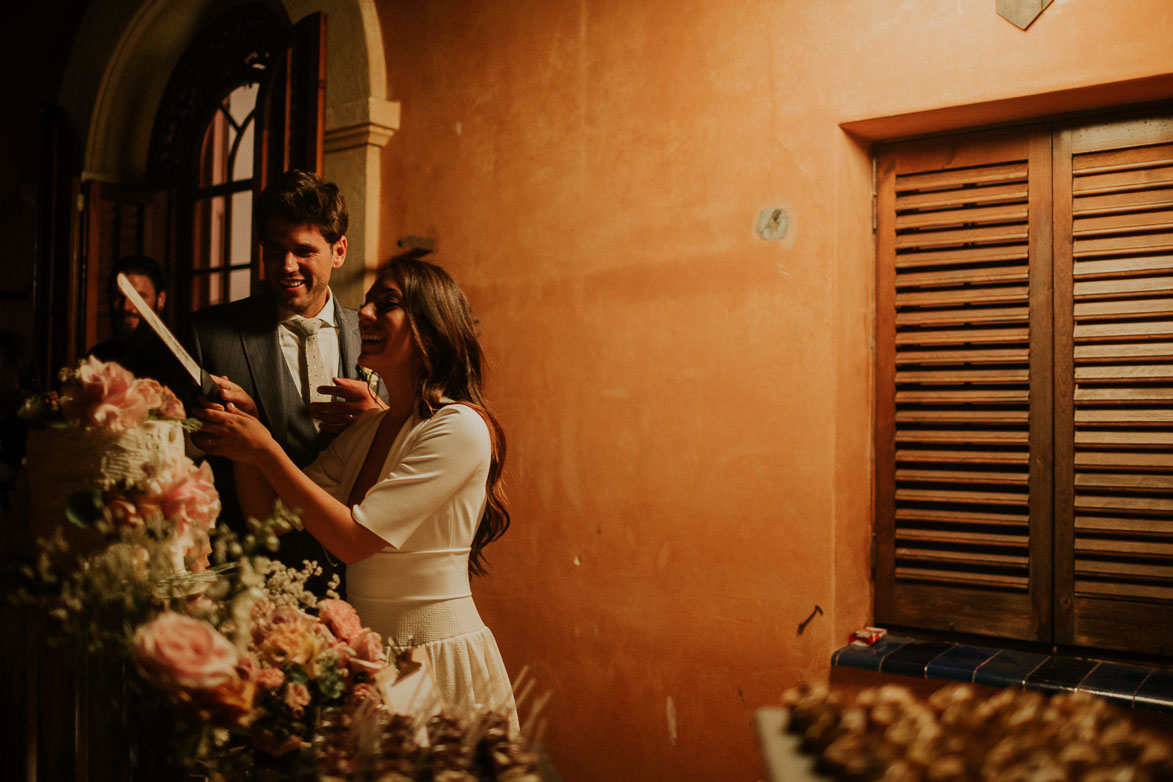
[304,403,517,726]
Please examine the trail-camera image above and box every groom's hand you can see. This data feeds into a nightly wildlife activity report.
[311,377,387,432]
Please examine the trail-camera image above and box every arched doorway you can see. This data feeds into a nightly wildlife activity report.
[55,0,397,361]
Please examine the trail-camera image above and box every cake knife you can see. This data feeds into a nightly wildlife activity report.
[116,272,220,400]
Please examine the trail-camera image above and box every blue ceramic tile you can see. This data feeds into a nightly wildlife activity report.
[973,648,1049,689]
[1077,662,1152,708]
[925,644,1002,683]
[831,635,912,672]
[880,641,955,677]
[1134,670,1173,714]
[1025,655,1098,695]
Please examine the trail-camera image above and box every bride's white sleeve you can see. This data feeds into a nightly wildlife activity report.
[303,412,376,499]
[350,405,490,548]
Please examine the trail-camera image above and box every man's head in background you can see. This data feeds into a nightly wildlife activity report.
[108,255,166,339]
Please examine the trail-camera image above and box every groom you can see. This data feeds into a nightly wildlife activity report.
[184,170,382,594]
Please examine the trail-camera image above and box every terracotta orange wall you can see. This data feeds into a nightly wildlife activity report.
[374,1,1173,778]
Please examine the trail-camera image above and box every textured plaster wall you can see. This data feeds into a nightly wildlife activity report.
[373,1,1173,778]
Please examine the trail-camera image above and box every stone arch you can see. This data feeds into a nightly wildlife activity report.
[57,0,396,306]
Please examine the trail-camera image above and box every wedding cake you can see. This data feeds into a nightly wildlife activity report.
[21,357,217,563]
[26,418,185,529]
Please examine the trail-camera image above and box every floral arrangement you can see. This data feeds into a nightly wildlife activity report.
[11,358,544,780]
[21,355,190,432]
[76,453,222,571]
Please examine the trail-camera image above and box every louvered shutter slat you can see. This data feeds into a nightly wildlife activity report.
[896,327,1028,346]
[896,468,1027,486]
[1074,187,1173,216]
[897,306,1030,327]
[897,448,1030,465]
[895,246,1029,269]
[1074,230,1173,257]
[897,182,1028,211]
[1074,255,1173,278]
[1077,514,1173,532]
[1075,343,1173,361]
[1077,451,1173,470]
[1071,164,1173,195]
[895,508,1028,525]
[896,348,1029,365]
[1073,208,1173,236]
[896,429,1028,445]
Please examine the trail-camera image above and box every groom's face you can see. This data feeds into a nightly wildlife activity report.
[260,217,347,317]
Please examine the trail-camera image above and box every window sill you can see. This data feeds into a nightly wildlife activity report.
[831,635,1173,714]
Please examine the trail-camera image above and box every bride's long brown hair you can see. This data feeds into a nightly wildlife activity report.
[379,257,510,576]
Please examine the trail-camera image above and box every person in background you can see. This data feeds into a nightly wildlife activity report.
[88,255,178,383]
[182,169,384,595]
[194,256,517,724]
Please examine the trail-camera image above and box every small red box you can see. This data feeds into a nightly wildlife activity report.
[849,627,887,647]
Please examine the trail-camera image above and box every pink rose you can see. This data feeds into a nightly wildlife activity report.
[60,357,152,432]
[104,497,145,528]
[186,534,213,572]
[156,459,221,534]
[158,387,186,419]
[317,599,364,644]
[132,612,238,691]
[136,378,186,419]
[352,629,386,665]
[269,605,306,626]
[283,682,311,716]
[256,668,285,690]
[133,377,165,411]
[346,656,385,675]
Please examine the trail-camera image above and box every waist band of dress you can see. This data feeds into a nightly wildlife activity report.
[349,595,486,647]
[346,547,473,603]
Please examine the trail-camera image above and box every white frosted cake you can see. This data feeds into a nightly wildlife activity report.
[25,418,186,534]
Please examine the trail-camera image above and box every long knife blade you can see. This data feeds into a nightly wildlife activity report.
[116,273,219,399]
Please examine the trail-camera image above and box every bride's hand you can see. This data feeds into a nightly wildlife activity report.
[192,403,276,464]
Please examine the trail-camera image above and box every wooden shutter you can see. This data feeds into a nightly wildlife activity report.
[875,129,1054,641]
[252,12,326,292]
[1054,112,1173,655]
[255,12,326,187]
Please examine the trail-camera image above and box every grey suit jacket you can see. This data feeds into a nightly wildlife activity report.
[182,290,361,589]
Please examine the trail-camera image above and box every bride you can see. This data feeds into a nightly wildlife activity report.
[194,257,516,722]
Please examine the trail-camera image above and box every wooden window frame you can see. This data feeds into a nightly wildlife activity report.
[874,106,1173,657]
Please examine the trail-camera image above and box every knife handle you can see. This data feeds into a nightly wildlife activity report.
[200,370,223,403]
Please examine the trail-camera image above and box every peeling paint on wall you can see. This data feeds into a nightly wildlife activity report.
[755,206,789,241]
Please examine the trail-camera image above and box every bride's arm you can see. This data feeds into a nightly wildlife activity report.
[233,461,278,527]
[200,404,387,564]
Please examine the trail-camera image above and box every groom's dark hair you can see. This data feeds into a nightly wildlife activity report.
[254,169,348,243]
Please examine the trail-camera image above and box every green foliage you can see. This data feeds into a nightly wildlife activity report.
[64,489,104,528]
